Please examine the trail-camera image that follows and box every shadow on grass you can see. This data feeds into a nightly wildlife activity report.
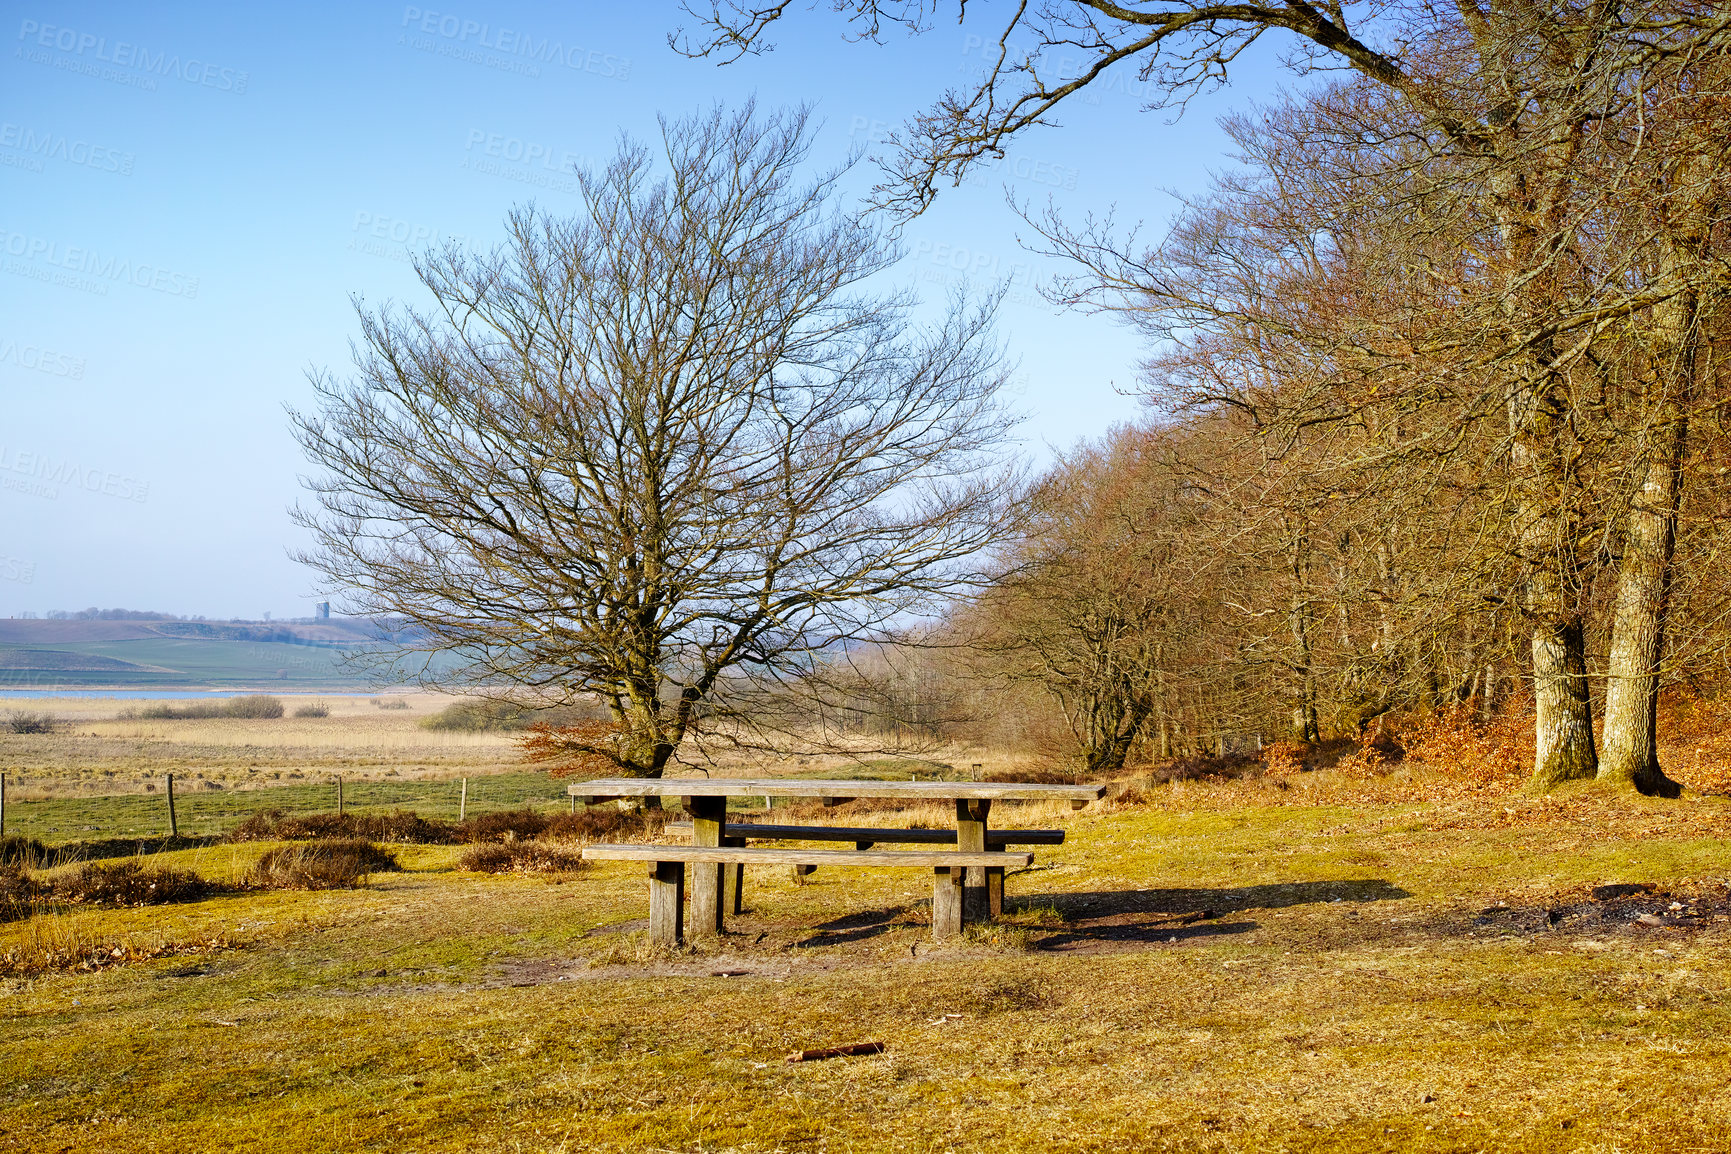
[796,905,921,947]
[1014,877,1411,920]
[1006,879,1411,952]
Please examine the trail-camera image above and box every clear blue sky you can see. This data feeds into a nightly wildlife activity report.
[1,2,1287,619]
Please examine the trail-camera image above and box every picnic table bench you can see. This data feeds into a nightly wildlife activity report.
[664,821,1065,906]
[573,777,1105,944]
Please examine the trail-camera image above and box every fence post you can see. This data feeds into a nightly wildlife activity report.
[166,773,179,838]
[0,772,6,837]
[336,775,344,816]
[459,777,467,823]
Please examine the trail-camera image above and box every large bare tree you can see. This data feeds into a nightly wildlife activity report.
[292,105,1019,779]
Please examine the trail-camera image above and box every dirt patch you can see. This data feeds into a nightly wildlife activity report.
[1431,882,1731,942]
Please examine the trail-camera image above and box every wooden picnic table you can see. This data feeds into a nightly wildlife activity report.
[571,777,1106,939]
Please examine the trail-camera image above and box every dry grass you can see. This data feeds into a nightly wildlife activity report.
[6,704,1731,1149]
[0,692,517,800]
[457,840,587,874]
[226,808,459,845]
[247,840,400,890]
[46,859,214,906]
[3,772,1731,1150]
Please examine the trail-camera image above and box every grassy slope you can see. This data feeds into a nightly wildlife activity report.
[4,787,1731,1152]
[18,638,359,685]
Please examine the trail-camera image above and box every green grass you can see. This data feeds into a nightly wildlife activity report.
[43,638,358,684]
[5,785,1731,1151]
[0,770,575,844]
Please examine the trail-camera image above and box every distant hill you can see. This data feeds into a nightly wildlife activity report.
[0,616,403,689]
[0,648,164,673]
[0,618,382,646]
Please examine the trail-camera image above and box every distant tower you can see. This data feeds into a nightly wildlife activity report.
[316,601,330,620]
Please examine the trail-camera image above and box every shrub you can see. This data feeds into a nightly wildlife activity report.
[455,808,554,843]
[292,701,330,718]
[372,697,412,710]
[459,841,586,874]
[123,695,285,721]
[982,767,1084,785]
[538,807,670,842]
[422,699,529,732]
[50,860,213,907]
[1259,741,1307,778]
[424,698,607,733]
[5,711,57,735]
[227,808,458,845]
[223,694,285,719]
[248,840,399,889]
[1398,703,1529,792]
[1147,753,1260,784]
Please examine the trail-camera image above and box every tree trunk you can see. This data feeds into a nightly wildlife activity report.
[1529,616,1597,787]
[1599,247,1695,798]
[1597,433,1683,795]
[1507,375,1598,788]
[1289,523,1321,743]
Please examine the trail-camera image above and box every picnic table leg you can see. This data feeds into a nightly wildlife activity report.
[986,844,1005,919]
[648,860,684,946]
[689,796,728,936]
[722,835,745,915]
[931,865,964,940]
[955,798,992,925]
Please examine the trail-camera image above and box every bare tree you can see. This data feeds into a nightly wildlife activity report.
[678,0,1731,791]
[292,105,1020,780]
[966,430,1204,770]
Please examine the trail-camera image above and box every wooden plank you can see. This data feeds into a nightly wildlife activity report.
[722,835,745,916]
[582,845,1031,869]
[688,796,726,937]
[663,822,1065,846]
[571,778,1106,802]
[931,866,963,940]
[956,798,990,924]
[986,850,1006,919]
[648,859,683,946]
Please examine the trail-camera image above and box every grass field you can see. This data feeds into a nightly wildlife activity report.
[6,710,1731,1151]
[0,637,369,687]
[0,694,517,805]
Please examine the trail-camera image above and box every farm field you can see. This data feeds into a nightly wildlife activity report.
[0,617,392,690]
[0,694,517,806]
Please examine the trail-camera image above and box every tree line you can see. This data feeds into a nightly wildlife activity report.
[294,2,1731,797]
[678,0,1731,794]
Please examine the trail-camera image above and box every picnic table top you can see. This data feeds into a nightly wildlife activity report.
[568,777,1106,802]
